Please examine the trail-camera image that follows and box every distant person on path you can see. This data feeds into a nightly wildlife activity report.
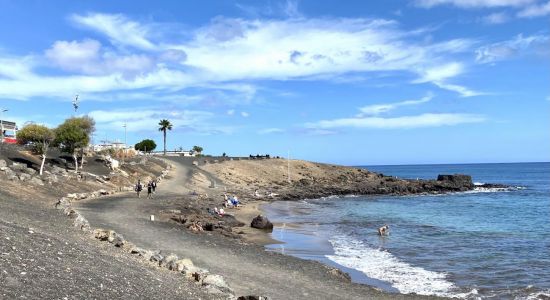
[152,179,157,193]
[147,181,153,199]
[378,224,390,236]
[135,180,143,198]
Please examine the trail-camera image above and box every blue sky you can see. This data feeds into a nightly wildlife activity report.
[0,0,548,165]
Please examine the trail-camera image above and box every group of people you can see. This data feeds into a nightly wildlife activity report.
[223,193,240,208]
[209,207,226,216]
[135,179,157,199]
[207,193,241,218]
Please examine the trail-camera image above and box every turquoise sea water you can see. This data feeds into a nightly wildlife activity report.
[265,162,550,299]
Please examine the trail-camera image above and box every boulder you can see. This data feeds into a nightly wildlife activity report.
[437,174,474,189]
[3,168,15,176]
[150,252,164,265]
[93,229,112,241]
[93,229,122,243]
[23,168,37,176]
[0,159,6,168]
[130,247,149,257]
[74,214,90,231]
[46,174,59,183]
[173,258,194,272]
[112,235,126,248]
[29,177,44,186]
[250,215,273,231]
[160,254,178,268]
[55,197,70,209]
[18,173,32,181]
[52,165,67,175]
[192,269,210,282]
[11,163,25,171]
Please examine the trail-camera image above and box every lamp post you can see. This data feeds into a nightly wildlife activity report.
[72,94,79,115]
[122,123,127,163]
[1,109,8,143]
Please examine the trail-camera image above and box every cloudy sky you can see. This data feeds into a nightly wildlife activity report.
[0,0,548,165]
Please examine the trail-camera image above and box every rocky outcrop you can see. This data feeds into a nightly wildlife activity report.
[250,215,273,230]
[437,174,474,188]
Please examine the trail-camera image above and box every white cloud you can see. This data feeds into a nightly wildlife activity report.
[240,111,250,117]
[481,12,510,24]
[432,82,482,97]
[414,63,481,97]
[518,1,550,17]
[306,113,485,129]
[359,93,433,116]
[176,17,476,93]
[45,39,155,75]
[0,14,479,100]
[226,109,235,115]
[415,0,550,20]
[476,34,549,63]
[45,39,100,69]
[415,62,464,83]
[415,0,534,8]
[258,128,284,134]
[70,13,156,50]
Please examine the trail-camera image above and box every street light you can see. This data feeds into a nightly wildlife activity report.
[73,94,79,115]
[1,109,8,143]
[122,123,127,163]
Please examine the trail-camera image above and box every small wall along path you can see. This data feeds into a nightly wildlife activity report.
[54,162,238,299]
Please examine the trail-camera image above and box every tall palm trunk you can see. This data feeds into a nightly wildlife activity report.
[163,129,167,155]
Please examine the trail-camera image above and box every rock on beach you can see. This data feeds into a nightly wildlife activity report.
[250,215,273,231]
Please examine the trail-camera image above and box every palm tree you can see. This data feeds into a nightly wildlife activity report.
[158,119,173,155]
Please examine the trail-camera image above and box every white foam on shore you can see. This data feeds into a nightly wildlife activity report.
[523,290,550,300]
[470,186,524,193]
[326,234,458,297]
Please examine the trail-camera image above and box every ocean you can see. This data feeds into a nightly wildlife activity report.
[264,162,550,299]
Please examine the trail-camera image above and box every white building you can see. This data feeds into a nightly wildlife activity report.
[93,140,128,152]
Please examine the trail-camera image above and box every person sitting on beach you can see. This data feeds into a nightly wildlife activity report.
[378,224,390,236]
[219,208,225,216]
[231,196,240,207]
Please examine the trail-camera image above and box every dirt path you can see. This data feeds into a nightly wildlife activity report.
[75,158,439,300]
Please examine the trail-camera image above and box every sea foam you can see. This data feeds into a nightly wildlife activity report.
[326,234,458,297]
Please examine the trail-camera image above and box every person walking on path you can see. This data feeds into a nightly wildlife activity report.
[135,180,143,198]
[147,181,153,199]
[152,179,157,193]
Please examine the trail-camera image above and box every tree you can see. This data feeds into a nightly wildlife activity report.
[158,119,173,156]
[71,116,95,169]
[54,117,94,173]
[17,124,55,175]
[134,139,157,153]
[192,145,203,154]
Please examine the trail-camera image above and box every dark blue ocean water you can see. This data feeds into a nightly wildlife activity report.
[265,162,550,299]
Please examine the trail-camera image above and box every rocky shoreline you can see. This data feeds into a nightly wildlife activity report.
[200,159,506,204]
